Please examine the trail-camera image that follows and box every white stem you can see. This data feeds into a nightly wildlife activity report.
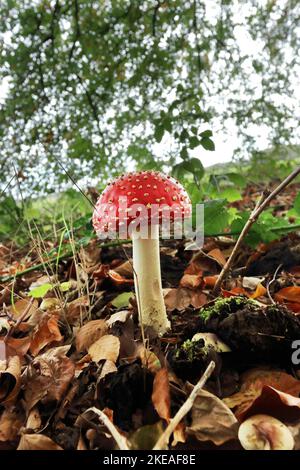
[132,224,170,336]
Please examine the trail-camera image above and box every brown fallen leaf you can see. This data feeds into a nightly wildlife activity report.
[8,297,38,321]
[164,287,206,311]
[0,408,24,442]
[137,345,161,374]
[0,356,21,405]
[113,260,133,278]
[17,433,63,450]
[0,336,31,358]
[152,368,171,422]
[26,407,42,431]
[100,360,118,380]
[224,368,300,421]
[75,319,108,352]
[30,313,63,356]
[275,287,300,313]
[24,346,75,410]
[66,296,90,325]
[186,389,238,445]
[88,335,120,363]
[207,248,227,267]
[180,273,203,289]
[239,386,300,422]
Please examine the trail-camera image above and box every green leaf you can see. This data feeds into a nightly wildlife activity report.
[29,283,53,298]
[180,128,189,143]
[154,125,164,143]
[203,199,230,235]
[129,422,164,450]
[59,281,72,292]
[172,158,204,183]
[225,172,247,188]
[189,136,200,149]
[200,136,215,151]
[219,188,242,202]
[180,146,189,160]
[200,129,213,138]
[111,291,134,308]
[292,192,300,215]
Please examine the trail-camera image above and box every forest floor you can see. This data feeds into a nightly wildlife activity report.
[1,180,300,450]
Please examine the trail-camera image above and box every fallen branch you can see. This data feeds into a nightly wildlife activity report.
[213,166,300,294]
[82,407,129,450]
[153,361,215,450]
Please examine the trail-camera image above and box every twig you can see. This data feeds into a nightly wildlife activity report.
[213,166,300,294]
[266,263,283,304]
[153,361,215,450]
[83,407,129,450]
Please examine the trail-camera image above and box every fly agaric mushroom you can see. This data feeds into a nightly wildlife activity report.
[238,414,294,450]
[92,170,191,335]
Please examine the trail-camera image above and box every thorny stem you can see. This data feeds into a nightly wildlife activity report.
[213,166,300,294]
[153,361,215,450]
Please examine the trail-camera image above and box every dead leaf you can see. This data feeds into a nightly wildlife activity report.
[9,297,38,320]
[30,313,63,356]
[207,248,227,267]
[17,433,63,450]
[242,277,265,290]
[250,283,267,299]
[24,346,75,410]
[224,368,300,421]
[113,260,133,278]
[100,360,118,380]
[164,288,206,311]
[203,275,218,288]
[26,407,42,431]
[187,389,238,445]
[275,287,300,312]
[180,273,203,289]
[66,296,90,325]
[0,408,24,442]
[75,319,108,352]
[137,345,161,374]
[0,356,21,405]
[152,369,170,422]
[106,310,131,327]
[0,336,31,358]
[88,335,120,363]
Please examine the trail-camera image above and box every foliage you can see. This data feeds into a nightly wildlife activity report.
[0,0,300,194]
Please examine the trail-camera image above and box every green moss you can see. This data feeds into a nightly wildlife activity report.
[175,338,208,362]
[199,295,254,322]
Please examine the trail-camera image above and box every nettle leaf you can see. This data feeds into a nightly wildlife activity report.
[203,199,230,236]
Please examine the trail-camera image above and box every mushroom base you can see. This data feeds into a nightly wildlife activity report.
[132,225,170,336]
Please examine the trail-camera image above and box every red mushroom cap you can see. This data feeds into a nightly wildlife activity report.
[92,170,191,237]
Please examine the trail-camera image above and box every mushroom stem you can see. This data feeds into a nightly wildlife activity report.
[132,224,170,336]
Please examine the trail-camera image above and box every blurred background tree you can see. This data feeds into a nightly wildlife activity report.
[0,0,299,195]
